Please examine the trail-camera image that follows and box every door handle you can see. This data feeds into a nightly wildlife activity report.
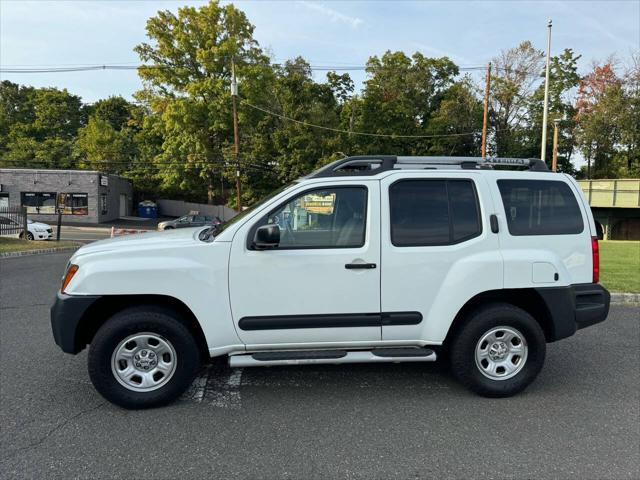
[345,263,376,269]
[490,214,499,233]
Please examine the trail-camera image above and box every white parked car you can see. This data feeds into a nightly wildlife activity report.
[51,156,610,409]
[0,217,53,240]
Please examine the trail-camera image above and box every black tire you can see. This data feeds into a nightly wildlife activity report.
[27,232,34,240]
[449,303,546,398]
[88,306,201,409]
[163,226,174,230]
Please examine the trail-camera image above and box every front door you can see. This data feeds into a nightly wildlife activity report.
[228,181,381,347]
[119,194,127,217]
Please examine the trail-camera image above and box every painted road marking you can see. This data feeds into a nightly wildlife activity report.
[180,362,451,407]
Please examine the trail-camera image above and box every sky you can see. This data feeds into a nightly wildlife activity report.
[0,0,639,103]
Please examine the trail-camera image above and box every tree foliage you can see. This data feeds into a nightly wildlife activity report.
[1,0,639,206]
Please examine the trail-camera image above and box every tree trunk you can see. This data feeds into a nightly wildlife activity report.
[207,173,215,205]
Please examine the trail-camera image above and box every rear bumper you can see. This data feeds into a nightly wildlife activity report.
[535,283,610,342]
[50,292,101,354]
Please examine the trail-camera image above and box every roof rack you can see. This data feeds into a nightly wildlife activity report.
[308,155,549,178]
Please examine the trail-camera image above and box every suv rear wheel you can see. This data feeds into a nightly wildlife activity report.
[449,303,546,397]
[88,306,201,409]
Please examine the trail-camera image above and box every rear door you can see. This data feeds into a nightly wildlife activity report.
[380,172,502,343]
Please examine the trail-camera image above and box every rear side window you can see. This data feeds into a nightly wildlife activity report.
[389,179,481,246]
[498,180,584,235]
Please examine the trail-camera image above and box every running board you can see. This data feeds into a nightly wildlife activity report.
[229,348,436,367]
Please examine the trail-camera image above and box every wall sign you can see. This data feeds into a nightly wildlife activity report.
[100,175,109,186]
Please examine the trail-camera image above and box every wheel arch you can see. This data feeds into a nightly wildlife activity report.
[444,289,555,347]
[76,294,209,358]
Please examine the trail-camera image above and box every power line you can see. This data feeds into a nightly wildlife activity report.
[241,100,481,139]
[0,63,520,74]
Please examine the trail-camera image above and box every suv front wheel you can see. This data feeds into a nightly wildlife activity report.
[449,303,546,397]
[88,306,201,409]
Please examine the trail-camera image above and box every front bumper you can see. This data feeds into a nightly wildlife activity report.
[50,292,101,354]
[535,283,610,342]
[33,230,53,240]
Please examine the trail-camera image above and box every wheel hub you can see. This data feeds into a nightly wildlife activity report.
[133,349,158,370]
[488,341,508,360]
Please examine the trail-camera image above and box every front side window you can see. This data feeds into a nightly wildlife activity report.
[389,179,481,246]
[264,186,367,248]
[498,180,584,235]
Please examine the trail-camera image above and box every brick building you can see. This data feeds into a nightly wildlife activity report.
[0,169,133,224]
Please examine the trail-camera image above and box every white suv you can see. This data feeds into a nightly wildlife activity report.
[51,156,610,409]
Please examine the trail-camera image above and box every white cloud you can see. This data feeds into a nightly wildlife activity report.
[297,1,364,29]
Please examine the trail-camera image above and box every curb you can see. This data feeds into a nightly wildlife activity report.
[54,226,154,232]
[0,246,80,259]
[610,292,640,304]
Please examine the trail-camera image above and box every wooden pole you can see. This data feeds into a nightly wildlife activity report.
[551,119,560,172]
[231,61,241,212]
[481,62,491,159]
[541,19,553,161]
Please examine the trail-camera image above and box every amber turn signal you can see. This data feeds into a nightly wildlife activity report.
[61,264,79,293]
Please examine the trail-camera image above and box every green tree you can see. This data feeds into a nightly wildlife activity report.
[246,58,342,184]
[575,63,626,178]
[527,48,582,173]
[75,117,132,173]
[489,41,544,157]
[0,83,83,169]
[618,55,640,176]
[427,79,483,156]
[355,51,459,155]
[90,96,134,131]
[134,0,273,206]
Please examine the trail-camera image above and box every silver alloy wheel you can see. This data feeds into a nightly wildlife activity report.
[474,326,528,381]
[111,333,177,392]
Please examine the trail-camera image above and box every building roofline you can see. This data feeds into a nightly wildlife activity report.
[0,168,126,177]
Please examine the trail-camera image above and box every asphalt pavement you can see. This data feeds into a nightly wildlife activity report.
[50,226,113,243]
[0,253,638,479]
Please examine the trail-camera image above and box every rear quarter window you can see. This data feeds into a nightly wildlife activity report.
[497,179,584,235]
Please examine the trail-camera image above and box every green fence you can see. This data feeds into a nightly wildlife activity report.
[577,179,640,209]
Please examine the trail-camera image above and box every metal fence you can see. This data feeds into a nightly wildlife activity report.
[0,206,27,238]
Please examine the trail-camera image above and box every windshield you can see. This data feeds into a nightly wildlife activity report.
[199,182,296,242]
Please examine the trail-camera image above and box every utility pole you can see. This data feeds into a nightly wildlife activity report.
[541,19,553,162]
[481,62,491,159]
[552,118,560,172]
[231,60,241,212]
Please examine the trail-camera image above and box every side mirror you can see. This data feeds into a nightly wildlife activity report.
[252,224,280,250]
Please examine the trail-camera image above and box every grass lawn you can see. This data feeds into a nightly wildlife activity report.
[0,237,81,254]
[600,241,640,293]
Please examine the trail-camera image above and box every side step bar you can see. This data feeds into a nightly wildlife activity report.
[229,348,436,368]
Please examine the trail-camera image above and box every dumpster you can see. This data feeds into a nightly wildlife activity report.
[137,200,158,219]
